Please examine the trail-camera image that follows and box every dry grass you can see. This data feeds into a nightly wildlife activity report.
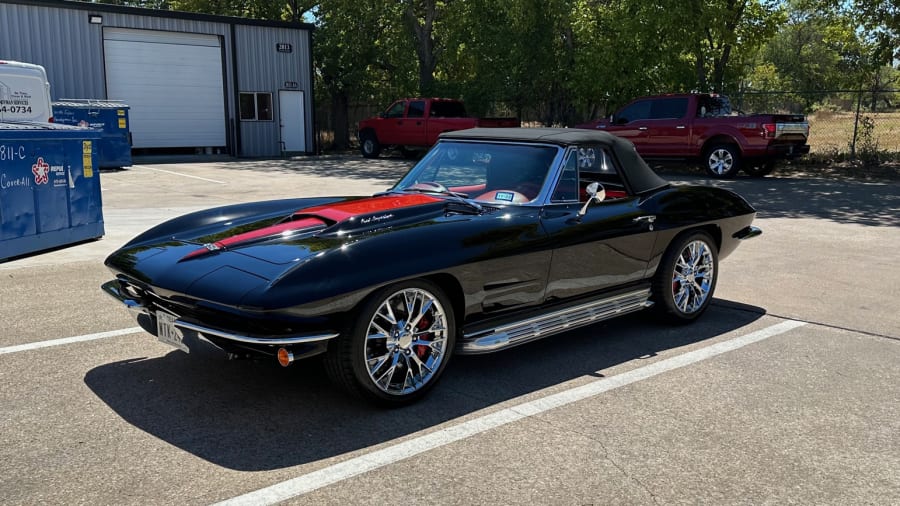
[807,111,900,154]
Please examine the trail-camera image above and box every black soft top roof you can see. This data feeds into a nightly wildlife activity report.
[440,128,669,194]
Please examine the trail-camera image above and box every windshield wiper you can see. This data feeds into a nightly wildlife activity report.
[394,186,483,214]
[444,196,483,214]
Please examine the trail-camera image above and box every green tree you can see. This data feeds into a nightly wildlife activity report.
[853,0,899,66]
[314,0,417,149]
[400,0,449,95]
[667,0,785,93]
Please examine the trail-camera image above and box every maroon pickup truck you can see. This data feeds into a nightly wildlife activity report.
[357,98,520,158]
[575,93,810,177]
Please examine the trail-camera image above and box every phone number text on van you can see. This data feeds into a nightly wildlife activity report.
[0,106,33,114]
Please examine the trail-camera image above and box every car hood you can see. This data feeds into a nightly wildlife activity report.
[105,193,447,305]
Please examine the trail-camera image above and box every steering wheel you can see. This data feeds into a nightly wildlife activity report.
[407,181,450,193]
[474,190,531,204]
[406,181,471,198]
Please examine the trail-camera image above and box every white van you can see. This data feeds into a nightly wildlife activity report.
[0,60,53,122]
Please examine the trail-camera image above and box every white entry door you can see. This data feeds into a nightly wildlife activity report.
[278,90,306,152]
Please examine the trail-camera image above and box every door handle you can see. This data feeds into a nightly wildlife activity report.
[676,125,686,129]
[638,127,648,131]
[633,215,656,230]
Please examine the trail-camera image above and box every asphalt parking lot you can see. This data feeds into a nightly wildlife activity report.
[1,155,898,505]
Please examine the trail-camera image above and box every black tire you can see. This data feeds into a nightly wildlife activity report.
[703,144,741,178]
[743,161,775,178]
[324,279,456,406]
[652,231,719,323]
[359,132,381,159]
[399,146,420,159]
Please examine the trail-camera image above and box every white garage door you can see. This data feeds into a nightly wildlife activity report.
[104,28,226,148]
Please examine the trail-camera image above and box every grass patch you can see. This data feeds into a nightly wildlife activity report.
[807,111,900,155]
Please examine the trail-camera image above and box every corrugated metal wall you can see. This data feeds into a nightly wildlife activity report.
[0,0,314,157]
[0,2,107,99]
[234,25,313,157]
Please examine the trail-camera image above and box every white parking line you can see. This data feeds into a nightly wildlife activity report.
[0,327,143,355]
[215,319,807,506]
[135,165,226,184]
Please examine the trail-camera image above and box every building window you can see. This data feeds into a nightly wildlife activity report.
[240,92,273,121]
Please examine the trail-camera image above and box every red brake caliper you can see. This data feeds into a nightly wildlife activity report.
[414,315,432,359]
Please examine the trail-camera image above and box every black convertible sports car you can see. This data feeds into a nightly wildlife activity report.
[102,128,761,405]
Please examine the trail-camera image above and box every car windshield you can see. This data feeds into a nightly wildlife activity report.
[393,141,560,205]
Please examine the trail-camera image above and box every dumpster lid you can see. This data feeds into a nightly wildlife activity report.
[0,121,94,131]
[53,99,129,109]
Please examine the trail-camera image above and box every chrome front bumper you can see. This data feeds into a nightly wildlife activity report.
[101,280,339,346]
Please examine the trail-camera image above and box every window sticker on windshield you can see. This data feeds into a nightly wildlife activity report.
[494,191,514,201]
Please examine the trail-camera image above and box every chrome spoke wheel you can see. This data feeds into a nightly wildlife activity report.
[671,240,715,314]
[703,144,740,178]
[708,149,733,176]
[364,287,449,396]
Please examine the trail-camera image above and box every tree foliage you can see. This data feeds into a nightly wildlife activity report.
[89,0,900,142]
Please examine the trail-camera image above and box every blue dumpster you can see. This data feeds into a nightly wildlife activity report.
[53,100,132,168]
[1,121,103,262]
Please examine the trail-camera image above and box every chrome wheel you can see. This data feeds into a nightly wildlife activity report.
[652,231,719,322]
[671,240,715,314]
[708,149,733,176]
[704,144,740,178]
[363,287,449,396]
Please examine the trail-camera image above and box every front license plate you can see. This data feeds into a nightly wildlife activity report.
[156,311,189,353]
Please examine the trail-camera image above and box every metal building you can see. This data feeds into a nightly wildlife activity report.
[0,0,316,157]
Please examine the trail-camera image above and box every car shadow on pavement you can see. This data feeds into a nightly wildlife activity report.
[669,174,899,227]
[84,300,765,472]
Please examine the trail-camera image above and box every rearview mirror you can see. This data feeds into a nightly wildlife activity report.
[578,182,606,217]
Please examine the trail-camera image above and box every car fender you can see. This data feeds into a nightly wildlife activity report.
[243,208,550,318]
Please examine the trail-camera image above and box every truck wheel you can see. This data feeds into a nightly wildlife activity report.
[360,132,381,159]
[704,144,741,178]
[743,162,775,178]
[399,147,421,159]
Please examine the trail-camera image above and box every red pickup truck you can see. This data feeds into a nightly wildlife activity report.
[575,93,810,177]
[357,98,520,158]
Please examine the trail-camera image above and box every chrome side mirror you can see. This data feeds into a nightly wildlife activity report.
[578,182,606,217]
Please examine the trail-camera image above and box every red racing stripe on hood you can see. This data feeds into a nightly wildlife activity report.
[181,217,326,261]
[295,194,442,222]
[180,194,441,261]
